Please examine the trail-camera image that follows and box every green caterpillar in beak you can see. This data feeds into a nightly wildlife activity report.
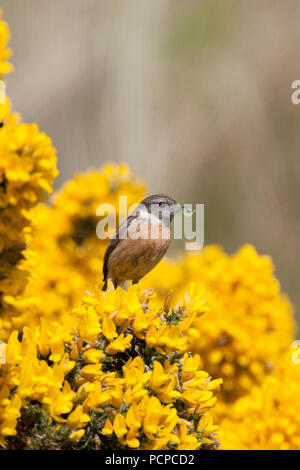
[182,207,195,217]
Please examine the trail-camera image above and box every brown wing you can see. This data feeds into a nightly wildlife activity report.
[102,215,137,281]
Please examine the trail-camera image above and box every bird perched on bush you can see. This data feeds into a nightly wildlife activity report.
[102,194,182,290]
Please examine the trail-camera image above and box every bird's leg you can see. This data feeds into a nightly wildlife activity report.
[118,280,131,291]
[132,279,140,285]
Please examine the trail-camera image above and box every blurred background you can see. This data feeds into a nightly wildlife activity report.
[2,0,300,324]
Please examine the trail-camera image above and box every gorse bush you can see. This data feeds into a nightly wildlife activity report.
[141,247,295,403]
[0,284,221,449]
[218,352,300,449]
[0,10,299,450]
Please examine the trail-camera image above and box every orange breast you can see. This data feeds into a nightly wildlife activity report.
[107,219,170,281]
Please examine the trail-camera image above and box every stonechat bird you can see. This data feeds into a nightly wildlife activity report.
[102,194,182,290]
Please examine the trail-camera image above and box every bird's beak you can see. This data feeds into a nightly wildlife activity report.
[175,203,183,215]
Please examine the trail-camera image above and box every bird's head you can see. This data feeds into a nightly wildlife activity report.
[137,194,182,224]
